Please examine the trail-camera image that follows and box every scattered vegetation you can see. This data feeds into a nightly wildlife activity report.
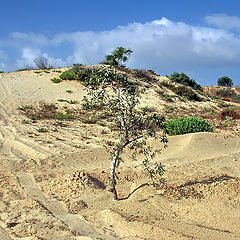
[173,85,202,101]
[218,106,240,120]
[131,69,155,83]
[216,88,236,100]
[217,76,233,87]
[170,72,202,91]
[159,80,201,101]
[0,70,4,73]
[164,117,213,135]
[234,94,240,103]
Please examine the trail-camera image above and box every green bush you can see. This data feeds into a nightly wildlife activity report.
[234,94,240,103]
[217,76,233,87]
[170,72,202,91]
[173,85,202,101]
[164,117,213,135]
[59,69,78,80]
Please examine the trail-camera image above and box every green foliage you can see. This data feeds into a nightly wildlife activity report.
[51,78,62,83]
[54,112,75,120]
[59,69,78,80]
[163,94,175,102]
[164,117,213,135]
[217,76,233,87]
[174,85,202,101]
[37,128,48,133]
[234,94,240,103]
[0,70,4,73]
[158,80,201,101]
[158,80,176,91]
[19,105,33,111]
[103,47,132,67]
[140,106,156,113]
[83,66,167,200]
[170,72,202,91]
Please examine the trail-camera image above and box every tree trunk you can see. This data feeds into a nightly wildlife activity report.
[110,148,121,200]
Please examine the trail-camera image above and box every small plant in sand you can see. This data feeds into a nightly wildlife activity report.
[83,67,168,200]
[51,77,62,83]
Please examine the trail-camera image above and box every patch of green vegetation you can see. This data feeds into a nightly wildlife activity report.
[59,69,78,80]
[27,115,38,120]
[234,94,240,103]
[0,70,4,73]
[37,128,49,133]
[54,112,75,120]
[173,85,202,101]
[164,117,213,135]
[19,105,33,111]
[52,69,62,73]
[163,94,175,102]
[158,81,176,91]
[170,72,202,91]
[140,106,156,113]
[51,78,62,83]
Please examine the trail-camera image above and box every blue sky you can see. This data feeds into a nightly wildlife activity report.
[1,0,240,86]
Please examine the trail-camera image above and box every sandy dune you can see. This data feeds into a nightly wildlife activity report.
[0,70,240,240]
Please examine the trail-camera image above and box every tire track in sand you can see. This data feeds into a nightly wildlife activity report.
[0,75,51,161]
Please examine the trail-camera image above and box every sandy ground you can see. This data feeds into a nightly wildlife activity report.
[0,70,240,240]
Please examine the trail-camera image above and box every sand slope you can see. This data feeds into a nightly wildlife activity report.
[0,70,240,240]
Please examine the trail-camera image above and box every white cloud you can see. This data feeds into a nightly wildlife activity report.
[205,14,240,31]
[16,47,42,68]
[1,16,240,77]
[49,17,240,71]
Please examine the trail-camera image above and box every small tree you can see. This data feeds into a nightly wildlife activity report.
[103,47,132,67]
[83,67,168,200]
[34,57,55,69]
[217,76,233,87]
